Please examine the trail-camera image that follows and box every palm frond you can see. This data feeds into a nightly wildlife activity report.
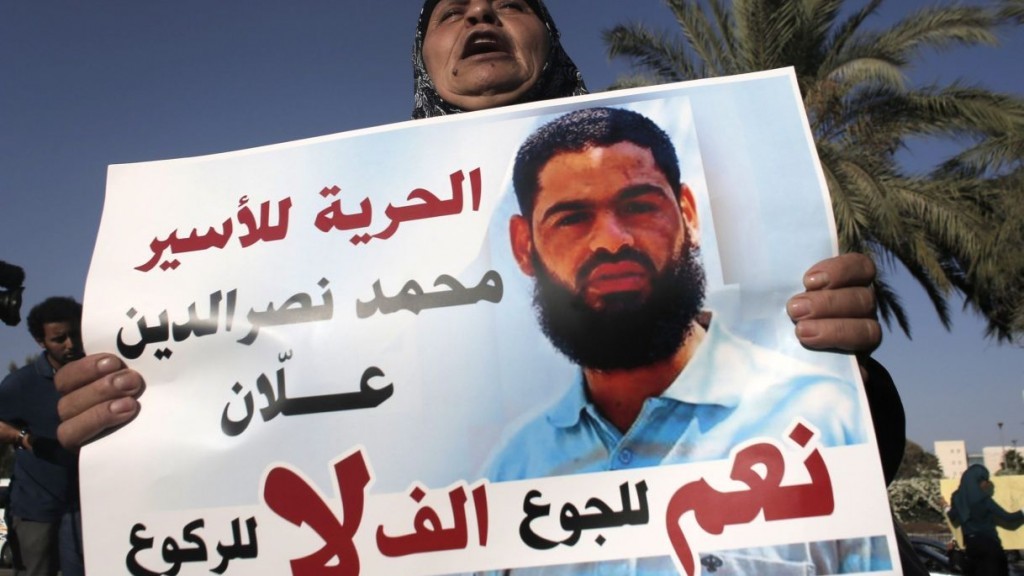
[603,0,1024,339]
[603,22,699,82]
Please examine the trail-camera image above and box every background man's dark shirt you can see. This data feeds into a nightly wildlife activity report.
[0,353,79,521]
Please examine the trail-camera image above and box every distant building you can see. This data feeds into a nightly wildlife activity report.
[935,440,969,479]
[935,440,1022,478]
[983,445,1024,474]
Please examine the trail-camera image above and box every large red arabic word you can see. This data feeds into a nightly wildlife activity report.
[263,451,370,576]
[664,423,834,576]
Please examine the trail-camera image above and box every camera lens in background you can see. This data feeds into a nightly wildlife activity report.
[0,261,26,326]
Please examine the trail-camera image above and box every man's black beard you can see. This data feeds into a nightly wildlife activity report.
[530,243,706,371]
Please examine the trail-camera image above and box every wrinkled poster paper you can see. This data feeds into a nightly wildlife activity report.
[83,69,899,575]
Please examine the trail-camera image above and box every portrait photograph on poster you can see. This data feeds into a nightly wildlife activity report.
[81,69,899,575]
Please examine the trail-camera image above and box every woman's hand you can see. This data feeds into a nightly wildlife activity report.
[55,353,143,449]
[787,252,881,354]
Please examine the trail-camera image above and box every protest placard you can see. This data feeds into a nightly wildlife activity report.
[83,68,898,575]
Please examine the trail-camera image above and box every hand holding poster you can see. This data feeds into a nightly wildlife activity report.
[81,69,899,574]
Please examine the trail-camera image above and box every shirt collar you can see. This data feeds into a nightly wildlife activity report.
[546,316,754,429]
[659,318,749,408]
[547,370,589,428]
[33,351,56,380]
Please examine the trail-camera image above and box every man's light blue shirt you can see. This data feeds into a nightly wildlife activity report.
[482,319,889,574]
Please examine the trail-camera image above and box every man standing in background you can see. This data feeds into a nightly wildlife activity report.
[0,297,84,576]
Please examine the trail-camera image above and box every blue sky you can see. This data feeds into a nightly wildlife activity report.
[1,0,1021,456]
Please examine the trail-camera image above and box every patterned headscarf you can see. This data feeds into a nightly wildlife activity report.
[412,0,588,119]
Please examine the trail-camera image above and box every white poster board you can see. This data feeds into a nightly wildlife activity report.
[82,69,898,575]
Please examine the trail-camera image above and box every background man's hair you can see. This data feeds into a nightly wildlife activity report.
[27,296,82,341]
[512,107,682,219]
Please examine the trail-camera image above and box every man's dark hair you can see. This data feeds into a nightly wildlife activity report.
[512,107,682,219]
[27,296,82,342]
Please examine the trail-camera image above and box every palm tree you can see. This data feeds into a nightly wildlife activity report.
[603,0,1024,340]
[996,445,1024,475]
